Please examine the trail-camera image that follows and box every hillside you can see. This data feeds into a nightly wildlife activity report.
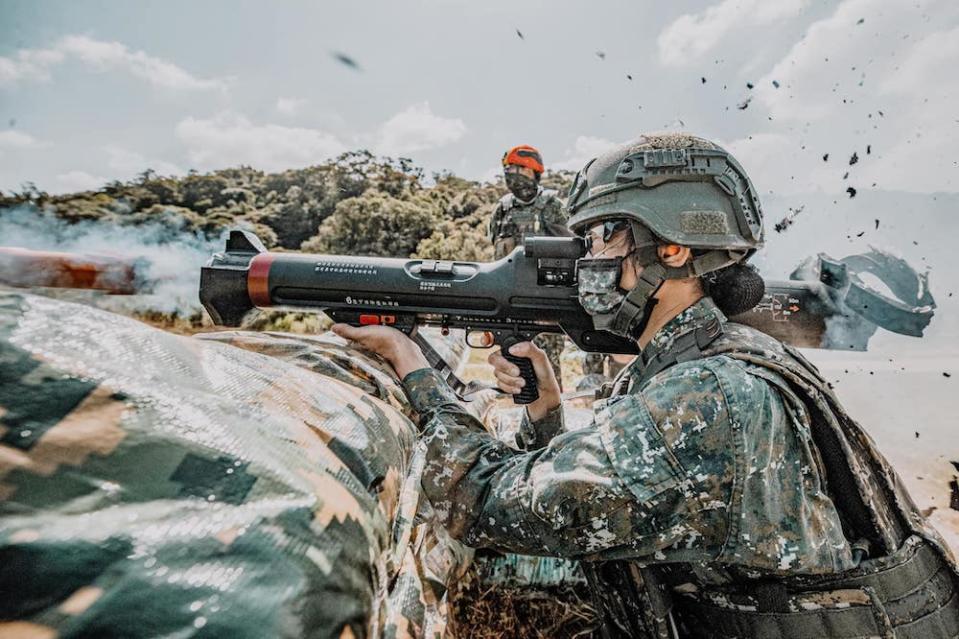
[0,151,574,261]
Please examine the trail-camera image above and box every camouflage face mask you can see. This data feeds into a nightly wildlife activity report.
[505,172,539,202]
[577,257,626,315]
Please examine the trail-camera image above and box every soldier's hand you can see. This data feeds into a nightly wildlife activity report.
[488,341,561,421]
[331,324,430,380]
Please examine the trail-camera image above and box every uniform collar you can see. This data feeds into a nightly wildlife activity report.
[640,297,726,369]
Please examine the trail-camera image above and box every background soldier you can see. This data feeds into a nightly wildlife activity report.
[336,133,959,639]
[489,144,569,386]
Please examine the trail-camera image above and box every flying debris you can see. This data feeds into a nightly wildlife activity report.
[701,77,706,84]
[595,51,606,60]
[627,74,633,80]
[774,205,805,233]
[945,372,953,378]
[867,144,872,154]
[331,51,361,71]
[857,17,865,24]
[843,171,850,179]
[875,219,880,229]
[737,96,752,110]
[849,152,859,165]
[746,82,754,89]
[847,186,858,198]
[515,28,524,40]
[823,153,830,162]
[772,80,780,88]
[856,231,865,237]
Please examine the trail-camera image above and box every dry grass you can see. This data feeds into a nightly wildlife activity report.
[448,569,597,639]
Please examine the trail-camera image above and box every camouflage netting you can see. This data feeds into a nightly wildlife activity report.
[0,291,487,638]
[0,290,597,638]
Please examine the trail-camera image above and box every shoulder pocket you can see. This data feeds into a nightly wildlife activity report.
[593,395,685,505]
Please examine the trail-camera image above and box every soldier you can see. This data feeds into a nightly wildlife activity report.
[488,144,568,260]
[334,133,959,638]
[489,144,570,386]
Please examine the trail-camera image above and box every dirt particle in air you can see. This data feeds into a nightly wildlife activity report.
[847,186,857,198]
[849,152,859,165]
[331,51,361,71]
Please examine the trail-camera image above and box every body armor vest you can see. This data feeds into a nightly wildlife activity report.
[586,315,959,638]
[492,189,559,259]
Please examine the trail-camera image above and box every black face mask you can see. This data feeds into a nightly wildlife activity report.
[505,173,539,202]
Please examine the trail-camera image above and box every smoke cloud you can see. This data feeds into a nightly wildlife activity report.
[0,205,223,317]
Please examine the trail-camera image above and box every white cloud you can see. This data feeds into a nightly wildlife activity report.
[730,0,959,194]
[55,170,107,192]
[0,130,45,151]
[373,102,467,156]
[175,112,347,172]
[0,35,226,91]
[658,0,808,67]
[275,97,308,116]
[552,135,616,171]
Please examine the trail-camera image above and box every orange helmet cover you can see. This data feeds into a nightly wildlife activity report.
[502,144,544,174]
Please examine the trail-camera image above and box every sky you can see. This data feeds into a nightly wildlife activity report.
[0,0,957,198]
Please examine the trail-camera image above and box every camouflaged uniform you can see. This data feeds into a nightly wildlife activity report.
[403,297,959,638]
[487,187,569,384]
[487,187,568,261]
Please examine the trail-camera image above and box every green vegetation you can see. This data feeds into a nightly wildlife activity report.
[1,151,574,260]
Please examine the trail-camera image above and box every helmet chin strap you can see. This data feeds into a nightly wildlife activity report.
[594,261,669,339]
[593,248,747,340]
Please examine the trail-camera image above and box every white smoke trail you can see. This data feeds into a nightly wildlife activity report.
[0,205,225,317]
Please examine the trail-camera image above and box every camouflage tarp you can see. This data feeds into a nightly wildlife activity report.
[0,291,475,639]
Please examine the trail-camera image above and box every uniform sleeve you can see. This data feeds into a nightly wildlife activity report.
[514,404,565,450]
[402,363,739,560]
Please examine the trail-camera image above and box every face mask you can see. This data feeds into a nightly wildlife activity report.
[577,257,626,315]
[505,172,539,202]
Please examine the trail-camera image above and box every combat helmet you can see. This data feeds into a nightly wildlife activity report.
[568,133,765,338]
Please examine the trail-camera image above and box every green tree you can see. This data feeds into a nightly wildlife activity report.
[303,191,441,257]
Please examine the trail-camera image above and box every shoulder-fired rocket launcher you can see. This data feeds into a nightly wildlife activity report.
[200,230,934,404]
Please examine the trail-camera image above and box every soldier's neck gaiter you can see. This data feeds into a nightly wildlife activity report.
[505,173,539,202]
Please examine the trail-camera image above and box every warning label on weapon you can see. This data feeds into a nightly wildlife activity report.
[752,293,801,321]
[420,281,452,291]
[315,261,377,275]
